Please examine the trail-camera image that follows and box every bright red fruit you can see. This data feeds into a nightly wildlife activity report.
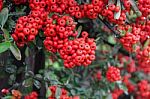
[106,66,121,82]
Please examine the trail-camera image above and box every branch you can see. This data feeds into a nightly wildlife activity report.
[102,39,129,56]
[98,15,121,38]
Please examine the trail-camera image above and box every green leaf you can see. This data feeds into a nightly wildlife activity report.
[0,41,11,53]
[0,8,9,29]
[116,81,128,94]
[53,62,61,70]
[25,47,29,57]
[8,74,16,85]
[77,26,82,38]
[34,80,41,89]
[77,0,82,4]
[144,39,150,48]
[114,0,121,19]
[10,43,21,60]
[22,78,33,87]
[5,65,17,73]
[71,89,76,95]
[55,87,61,99]
[4,17,16,32]
[46,88,52,98]
[35,74,43,79]
[129,0,142,17]
[108,36,116,45]
[118,84,128,94]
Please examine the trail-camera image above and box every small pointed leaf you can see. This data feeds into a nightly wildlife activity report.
[46,88,52,98]
[129,0,142,17]
[10,43,21,60]
[114,0,121,19]
[55,87,61,99]
[0,8,9,28]
[77,26,82,38]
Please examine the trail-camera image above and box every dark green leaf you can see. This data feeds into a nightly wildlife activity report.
[8,74,16,85]
[34,80,41,89]
[0,41,11,53]
[4,17,16,32]
[22,78,33,87]
[5,65,17,73]
[17,67,25,74]
[35,74,43,79]
[25,47,29,57]
[0,8,9,28]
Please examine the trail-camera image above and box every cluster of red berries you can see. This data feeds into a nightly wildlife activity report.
[48,86,80,99]
[43,15,77,53]
[138,0,150,17]
[29,0,48,11]
[59,32,96,68]
[25,91,38,99]
[47,0,82,18]
[118,19,150,53]
[45,0,128,23]
[120,32,140,52]
[81,0,105,19]
[137,80,150,99]
[12,0,97,67]
[136,46,150,73]
[13,0,27,4]
[46,0,105,19]
[12,9,48,47]
[106,66,121,82]
[43,15,96,68]
[111,89,124,99]
[133,20,150,43]
[11,0,131,47]
[27,0,128,22]
[0,0,3,11]
[101,4,126,25]
[118,0,150,52]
